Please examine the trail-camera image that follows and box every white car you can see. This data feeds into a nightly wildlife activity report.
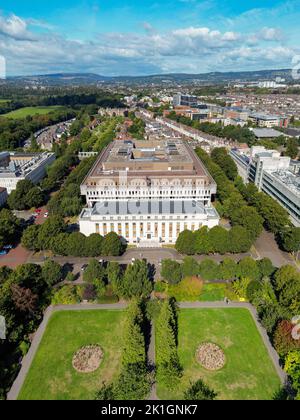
[44,212,49,218]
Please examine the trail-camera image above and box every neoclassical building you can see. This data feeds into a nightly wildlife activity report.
[79,139,219,246]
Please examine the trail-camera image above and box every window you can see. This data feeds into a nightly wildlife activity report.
[96,224,100,234]
[103,223,107,235]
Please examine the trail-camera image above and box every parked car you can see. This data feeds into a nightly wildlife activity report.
[0,250,8,256]
[81,264,88,272]
[3,245,13,250]
[36,208,42,213]
[44,212,49,218]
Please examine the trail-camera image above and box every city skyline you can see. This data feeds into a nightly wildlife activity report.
[0,0,299,76]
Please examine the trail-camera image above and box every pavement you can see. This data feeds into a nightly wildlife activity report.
[0,206,48,269]
[253,229,296,268]
[7,301,286,401]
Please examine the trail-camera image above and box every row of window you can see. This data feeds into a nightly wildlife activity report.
[86,189,211,196]
[96,221,201,239]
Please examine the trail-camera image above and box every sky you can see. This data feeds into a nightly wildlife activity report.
[0,0,299,76]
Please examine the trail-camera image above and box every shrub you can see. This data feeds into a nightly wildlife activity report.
[273,320,300,357]
[154,281,168,293]
[181,257,199,278]
[184,379,217,400]
[161,260,182,285]
[168,277,203,301]
[51,285,81,305]
[198,259,220,281]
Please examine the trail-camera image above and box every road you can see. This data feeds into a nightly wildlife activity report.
[0,206,48,269]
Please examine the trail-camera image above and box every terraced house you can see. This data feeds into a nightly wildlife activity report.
[79,139,219,246]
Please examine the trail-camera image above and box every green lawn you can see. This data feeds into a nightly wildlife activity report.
[157,308,281,400]
[2,106,64,119]
[18,310,125,400]
[199,283,226,301]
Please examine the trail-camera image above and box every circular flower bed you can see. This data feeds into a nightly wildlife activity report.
[196,342,226,370]
[72,345,103,373]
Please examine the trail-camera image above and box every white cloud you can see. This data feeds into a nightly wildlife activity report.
[0,13,297,76]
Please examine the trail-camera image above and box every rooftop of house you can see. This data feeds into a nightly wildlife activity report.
[83,139,214,185]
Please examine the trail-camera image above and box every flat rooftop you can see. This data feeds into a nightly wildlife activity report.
[80,200,219,218]
[83,139,214,185]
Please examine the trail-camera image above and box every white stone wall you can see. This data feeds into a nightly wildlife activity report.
[80,214,219,244]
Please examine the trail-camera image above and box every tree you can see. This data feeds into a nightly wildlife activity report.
[83,259,106,284]
[229,226,252,253]
[11,284,37,315]
[274,265,300,316]
[258,258,275,278]
[122,300,146,366]
[273,321,300,356]
[182,257,199,278]
[211,147,238,180]
[156,300,182,387]
[231,206,264,240]
[102,232,124,256]
[232,277,251,300]
[107,262,122,295]
[41,260,62,287]
[82,284,97,301]
[220,258,237,280]
[175,230,196,255]
[114,364,150,400]
[194,227,212,255]
[21,225,40,251]
[38,216,66,250]
[66,232,87,257]
[7,179,34,210]
[285,138,299,159]
[198,259,220,281]
[85,234,104,257]
[284,351,300,393]
[24,186,44,209]
[161,260,182,285]
[122,260,152,299]
[184,379,217,400]
[208,226,229,254]
[237,257,260,281]
[51,285,80,305]
[95,383,115,400]
[0,208,21,248]
[280,228,300,254]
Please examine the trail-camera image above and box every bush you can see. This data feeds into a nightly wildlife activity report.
[154,281,168,293]
[182,257,199,278]
[168,276,203,301]
[273,320,300,357]
[184,379,217,400]
[198,259,220,281]
[175,230,196,255]
[51,285,81,305]
[161,260,182,285]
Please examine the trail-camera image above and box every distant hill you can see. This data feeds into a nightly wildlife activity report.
[3,69,293,86]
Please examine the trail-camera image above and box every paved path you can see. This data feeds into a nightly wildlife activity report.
[8,301,286,400]
[7,303,128,401]
[178,301,287,385]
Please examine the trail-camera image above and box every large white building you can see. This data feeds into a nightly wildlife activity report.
[230,146,300,226]
[0,152,55,194]
[80,139,219,246]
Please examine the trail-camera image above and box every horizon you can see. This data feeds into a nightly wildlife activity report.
[0,1,299,77]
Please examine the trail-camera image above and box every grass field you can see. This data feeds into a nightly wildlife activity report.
[156,308,281,400]
[199,283,226,301]
[18,310,125,400]
[2,106,64,119]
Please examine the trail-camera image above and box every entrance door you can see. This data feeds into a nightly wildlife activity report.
[147,234,152,240]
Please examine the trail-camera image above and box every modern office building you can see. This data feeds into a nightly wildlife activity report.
[173,93,198,108]
[0,152,56,194]
[80,139,220,246]
[230,146,300,226]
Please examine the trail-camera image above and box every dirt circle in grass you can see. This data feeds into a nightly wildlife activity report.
[72,345,103,373]
[196,343,226,371]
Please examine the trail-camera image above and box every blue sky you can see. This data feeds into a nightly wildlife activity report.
[0,0,299,76]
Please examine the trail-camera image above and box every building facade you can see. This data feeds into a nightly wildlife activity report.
[0,187,8,207]
[173,93,198,108]
[0,152,55,194]
[230,146,300,226]
[80,139,219,246]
